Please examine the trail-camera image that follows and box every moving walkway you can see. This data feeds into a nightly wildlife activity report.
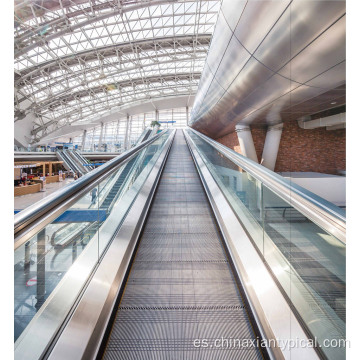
[14,129,346,360]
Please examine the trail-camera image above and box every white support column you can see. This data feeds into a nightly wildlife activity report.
[128,116,133,147]
[155,109,159,122]
[261,123,283,171]
[98,122,104,151]
[115,119,120,148]
[90,130,94,151]
[186,106,189,126]
[81,129,87,150]
[235,124,258,163]
[124,114,130,150]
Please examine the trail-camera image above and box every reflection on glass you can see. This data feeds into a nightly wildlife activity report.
[186,129,345,359]
[263,184,345,357]
[14,186,100,342]
[14,132,170,345]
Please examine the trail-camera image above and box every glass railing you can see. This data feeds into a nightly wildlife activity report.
[14,130,172,358]
[185,128,346,360]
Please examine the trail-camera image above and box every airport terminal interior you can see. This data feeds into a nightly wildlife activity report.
[13,1,347,359]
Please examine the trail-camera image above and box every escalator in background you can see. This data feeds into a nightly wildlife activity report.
[66,151,89,174]
[97,133,160,211]
[141,129,152,142]
[56,150,84,175]
[134,128,152,147]
[55,150,72,173]
[73,150,94,171]
[99,157,137,210]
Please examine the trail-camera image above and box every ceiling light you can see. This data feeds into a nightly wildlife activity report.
[331,102,337,105]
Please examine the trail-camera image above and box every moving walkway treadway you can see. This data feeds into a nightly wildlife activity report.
[100,130,264,359]
[14,129,346,360]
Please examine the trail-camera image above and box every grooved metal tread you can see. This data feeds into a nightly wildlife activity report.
[102,130,263,360]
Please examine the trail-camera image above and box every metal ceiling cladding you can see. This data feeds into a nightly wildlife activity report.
[102,130,264,359]
[190,0,346,138]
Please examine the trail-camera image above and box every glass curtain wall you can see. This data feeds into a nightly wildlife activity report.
[73,107,191,152]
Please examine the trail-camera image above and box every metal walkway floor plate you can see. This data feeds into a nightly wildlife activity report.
[102,130,263,359]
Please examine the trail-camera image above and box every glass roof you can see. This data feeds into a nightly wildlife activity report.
[14,0,220,142]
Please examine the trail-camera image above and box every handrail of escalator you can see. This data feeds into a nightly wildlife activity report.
[55,151,71,172]
[64,150,85,175]
[14,130,169,240]
[74,150,94,170]
[134,127,150,146]
[58,150,82,175]
[187,127,346,243]
[67,150,88,174]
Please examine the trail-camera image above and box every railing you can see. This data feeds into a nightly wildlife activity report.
[188,128,345,243]
[14,130,174,360]
[14,130,168,245]
[185,127,346,360]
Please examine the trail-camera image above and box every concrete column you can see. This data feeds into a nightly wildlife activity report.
[81,129,87,150]
[235,124,258,163]
[261,123,283,171]
[155,109,159,122]
[98,122,104,151]
[186,106,189,126]
[124,114,130,150]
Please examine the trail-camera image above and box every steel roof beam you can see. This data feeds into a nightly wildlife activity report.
[15,0,217,57]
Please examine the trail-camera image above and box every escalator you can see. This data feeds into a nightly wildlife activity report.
[99,130,265,359]
[66,151,89,174]
[71,150,95,172]
[100,157,137,209]
[141,128,152,142]
[56,150,84,175]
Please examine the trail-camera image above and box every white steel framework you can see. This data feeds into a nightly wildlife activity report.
[73,106,190,151]
[14,0,220,144]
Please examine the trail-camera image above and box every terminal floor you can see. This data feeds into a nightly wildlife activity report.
[14,179,74,211]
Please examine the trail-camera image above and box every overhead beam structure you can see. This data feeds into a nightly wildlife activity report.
[14,0,220,144]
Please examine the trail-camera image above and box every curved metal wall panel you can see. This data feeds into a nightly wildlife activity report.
[190,0,346,138]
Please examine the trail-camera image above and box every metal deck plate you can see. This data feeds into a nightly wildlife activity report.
[103,130,263,360]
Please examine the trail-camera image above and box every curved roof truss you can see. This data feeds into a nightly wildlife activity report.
[14,0,220,142]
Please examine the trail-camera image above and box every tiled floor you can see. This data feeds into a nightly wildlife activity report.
[14,178,74,211]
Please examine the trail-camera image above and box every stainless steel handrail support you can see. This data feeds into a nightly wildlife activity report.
[46,130,176,360]
[183,129,320,360]
[187,128,346,244]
